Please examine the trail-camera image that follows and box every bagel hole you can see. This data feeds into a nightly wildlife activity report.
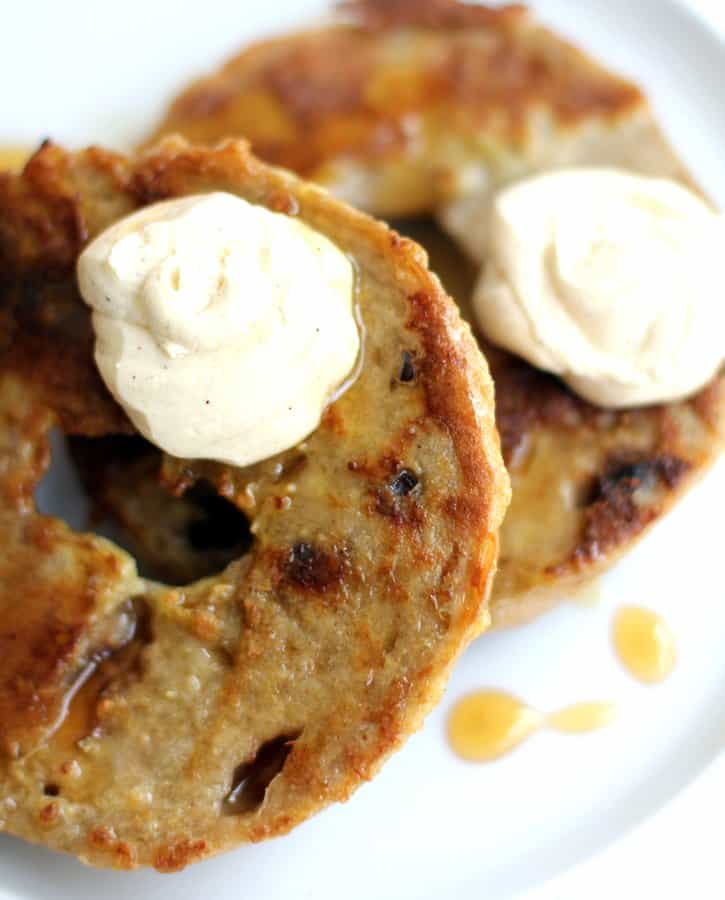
[35,430,252,584]
[222,732,301,816]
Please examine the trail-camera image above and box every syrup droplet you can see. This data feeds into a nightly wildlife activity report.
[0,147,29,172]
[51,662,104,752]
[447,691,542,762]
[612,605,676,684]
[448,690,614,762]
[546,701,616,733]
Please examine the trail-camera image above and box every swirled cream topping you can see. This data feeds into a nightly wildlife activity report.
[449,168,724,407]
[77,192,359,465]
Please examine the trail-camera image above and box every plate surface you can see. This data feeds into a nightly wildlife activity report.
[2,2,724,897]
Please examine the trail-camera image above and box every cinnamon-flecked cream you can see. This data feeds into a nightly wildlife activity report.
[447,168,724,407]
[77,192,359,465]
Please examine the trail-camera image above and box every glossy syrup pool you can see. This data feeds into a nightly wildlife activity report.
[612,605,677,684]
[447,690,616,763]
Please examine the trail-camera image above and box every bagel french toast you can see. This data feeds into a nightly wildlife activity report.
[0,139,508,868]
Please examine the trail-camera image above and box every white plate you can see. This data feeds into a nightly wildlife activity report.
[1,2,724,898]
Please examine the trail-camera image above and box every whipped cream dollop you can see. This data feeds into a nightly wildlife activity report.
[77,192,359,465]
[447,168,724,408]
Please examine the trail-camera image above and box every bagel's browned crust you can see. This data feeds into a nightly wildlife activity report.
[0,139,508,868]
[147,0,647,216]
[0,379,140,760]
[0,144,136,436]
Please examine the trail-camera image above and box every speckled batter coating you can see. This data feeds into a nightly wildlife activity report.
[0,139,508,869]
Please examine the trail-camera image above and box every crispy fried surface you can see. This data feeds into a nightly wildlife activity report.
[147,0,654,217]
[0,139,508,869]
[0,377,140,760]
[0,144,136,435]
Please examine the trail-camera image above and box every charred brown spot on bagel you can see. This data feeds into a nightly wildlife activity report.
[568,453,690,565]
[284,541,350,593]
[586,453,689,506]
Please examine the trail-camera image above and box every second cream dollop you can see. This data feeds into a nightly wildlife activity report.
[77,192,359,467]
[446,168,724,408]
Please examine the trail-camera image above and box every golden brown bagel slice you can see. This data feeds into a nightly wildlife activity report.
[0,138,508,869]
[147,0,686,218]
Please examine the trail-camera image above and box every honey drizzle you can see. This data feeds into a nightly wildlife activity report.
[50,660,106,753]
[547,701,616,733]
[612,605,676,684]
[447,690,615,762]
